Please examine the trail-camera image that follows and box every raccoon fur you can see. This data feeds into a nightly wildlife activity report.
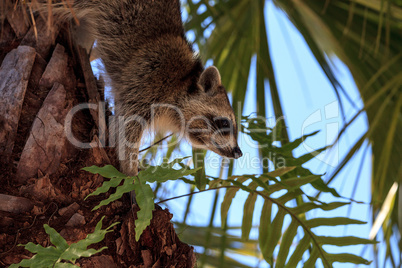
[47,0,242,175]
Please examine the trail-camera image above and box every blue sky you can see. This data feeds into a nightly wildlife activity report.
[265,4,373,266]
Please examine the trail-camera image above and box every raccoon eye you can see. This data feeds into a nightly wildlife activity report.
[215,118,231,131]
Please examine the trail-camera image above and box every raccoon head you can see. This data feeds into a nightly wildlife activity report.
[184,66,243,159]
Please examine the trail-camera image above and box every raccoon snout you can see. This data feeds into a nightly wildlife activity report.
[232,146,243,159]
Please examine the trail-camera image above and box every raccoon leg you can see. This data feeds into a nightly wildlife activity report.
[116,112,148,204]
[117,119,144,176]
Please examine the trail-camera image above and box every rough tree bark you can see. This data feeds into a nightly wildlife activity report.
[0,5,195,267]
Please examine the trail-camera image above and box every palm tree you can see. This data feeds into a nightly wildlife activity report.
[1,0,399,267]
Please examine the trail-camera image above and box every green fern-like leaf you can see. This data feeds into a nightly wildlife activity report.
[10,217,117,268]
[211,117,376,266]
[133,180,155,241]
[83,157,200,240]
[242,116,340,197]
[84,157,200,210]
[218,173,376,267]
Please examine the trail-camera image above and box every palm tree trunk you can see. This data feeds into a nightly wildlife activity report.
[0,5,195,267]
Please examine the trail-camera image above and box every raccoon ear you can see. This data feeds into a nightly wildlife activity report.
[199,66,221,94]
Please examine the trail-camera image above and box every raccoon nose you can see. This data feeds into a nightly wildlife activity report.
[233,146,243,159]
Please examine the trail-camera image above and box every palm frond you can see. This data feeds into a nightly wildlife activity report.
[185,0,402,265]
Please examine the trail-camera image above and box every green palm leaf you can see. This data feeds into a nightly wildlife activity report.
[186,0,402,265]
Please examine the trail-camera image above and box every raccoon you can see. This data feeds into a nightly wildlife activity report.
[47,0,242,175]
